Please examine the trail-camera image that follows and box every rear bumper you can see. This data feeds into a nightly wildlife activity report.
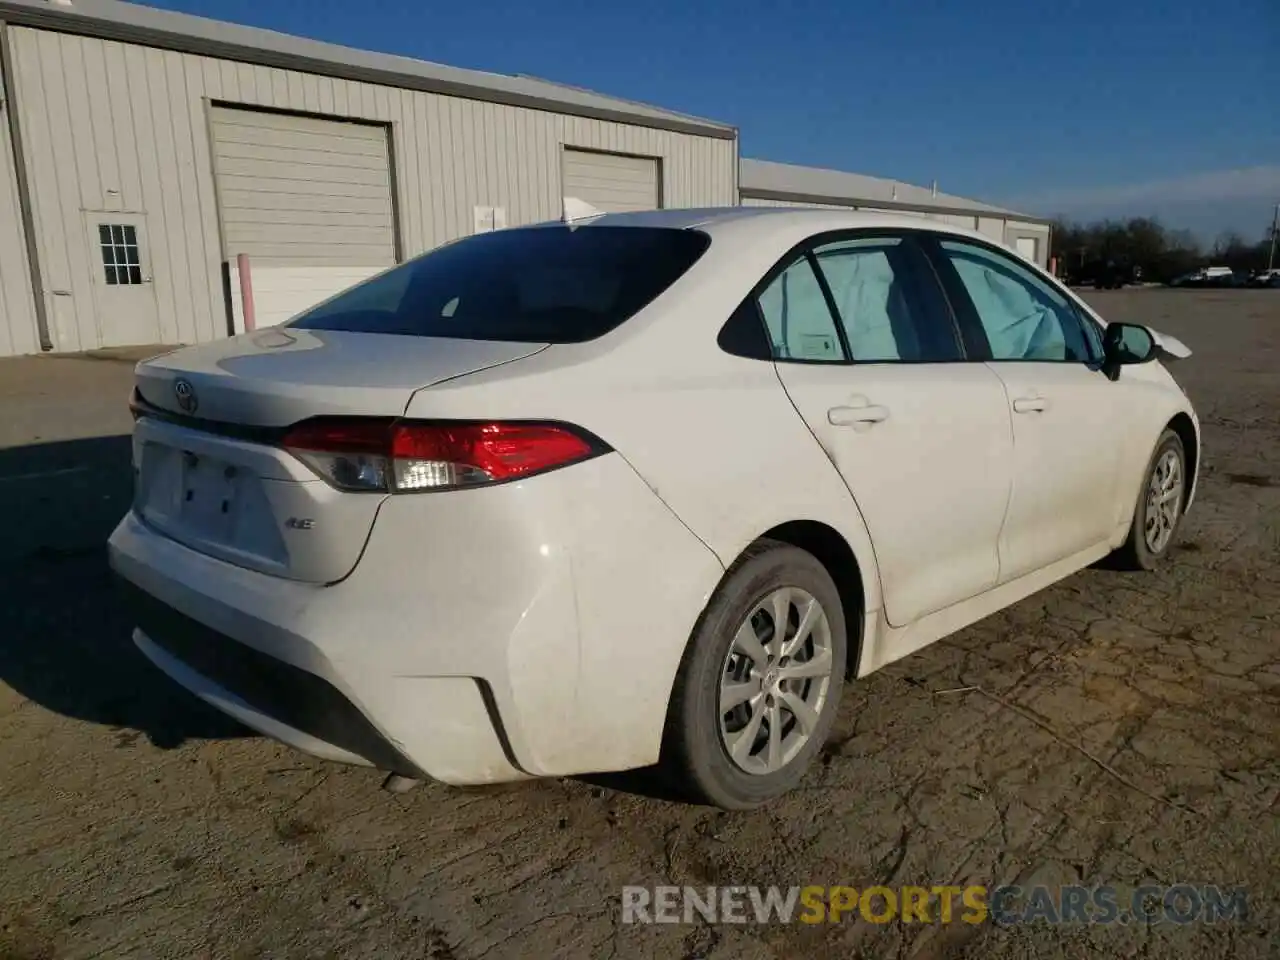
[108,452,723,783]
[112,520,523,785]
[122,580,426,777]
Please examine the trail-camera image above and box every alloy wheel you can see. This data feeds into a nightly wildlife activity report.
[718,586,834,775]
[1144,448,1183,553]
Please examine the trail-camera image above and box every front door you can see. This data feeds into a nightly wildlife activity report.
[930,236,1126,582]
[765,233,1015,627]
[85,213,161,348]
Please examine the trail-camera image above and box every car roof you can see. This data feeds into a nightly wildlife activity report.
[545,205,1009,250]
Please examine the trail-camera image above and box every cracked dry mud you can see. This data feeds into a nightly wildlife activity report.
[1,289,1277,959]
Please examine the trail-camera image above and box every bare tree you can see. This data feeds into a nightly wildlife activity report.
[1050,217,1272,283]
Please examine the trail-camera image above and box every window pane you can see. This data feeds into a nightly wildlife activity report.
[111,225,125,245]
[98,224,111,244]
[122,224,137,246]
[757,257,843,362]
[103,265,118,285]
[127,265,143,285]
[124,245,140,266]
[101,244,117,266]
[940,240,1090,362]
[812,238,962,362]
[292,226,710,342]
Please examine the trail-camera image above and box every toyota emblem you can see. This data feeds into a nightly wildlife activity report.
[173,378,198,414]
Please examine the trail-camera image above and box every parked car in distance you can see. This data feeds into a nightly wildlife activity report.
[1065,258,1137,289]
[1170,266,1236,288]
[108,208,1201,809]
[1249,268,1280,288]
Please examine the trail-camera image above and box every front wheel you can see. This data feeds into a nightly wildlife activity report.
[660,540,847,809]
[1113,429,1186,570]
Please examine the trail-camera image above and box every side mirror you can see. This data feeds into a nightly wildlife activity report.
[1101,322,1156,381]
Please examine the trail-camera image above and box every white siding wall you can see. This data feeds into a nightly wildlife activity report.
[932,213,978,230]
[742,196,854,210]
[0,96,40,357]
[8,27,737,353]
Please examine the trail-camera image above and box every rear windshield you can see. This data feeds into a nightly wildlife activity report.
[289,225,711,342]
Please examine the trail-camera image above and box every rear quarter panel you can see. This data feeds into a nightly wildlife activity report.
[402,340,886,759]
[400,229,887,619]
[333,451,725,776]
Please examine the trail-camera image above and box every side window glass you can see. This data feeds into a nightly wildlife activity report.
[717,297,773,360]
[939,240,1091,362]
[756,257,843,362]
[812,237,961,362]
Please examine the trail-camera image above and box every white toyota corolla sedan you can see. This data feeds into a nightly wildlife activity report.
[108,207,1198,809]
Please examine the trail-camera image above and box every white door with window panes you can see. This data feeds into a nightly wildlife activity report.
[933,237,1126,582]
[86,213,161,348]
[766,234,1015,626]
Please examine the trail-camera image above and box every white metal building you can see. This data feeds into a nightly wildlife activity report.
[0,1,1055,358]
[740,158,1052,268]
[0,0,738,356]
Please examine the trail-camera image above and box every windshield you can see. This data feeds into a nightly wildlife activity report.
[289,225,711,343]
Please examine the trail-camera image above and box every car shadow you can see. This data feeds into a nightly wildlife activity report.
[577,767,695,804]
[0,435,246,747]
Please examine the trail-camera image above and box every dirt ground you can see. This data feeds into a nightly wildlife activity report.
[1,288,1277,960]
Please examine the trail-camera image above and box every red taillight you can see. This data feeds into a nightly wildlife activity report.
[283,419,393,455]
[391,423,594,489]
[282,418,603,493]
[283,419,394,492]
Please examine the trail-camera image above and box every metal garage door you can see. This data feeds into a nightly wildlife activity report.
[563,148,659,213]
[210,106,396,266]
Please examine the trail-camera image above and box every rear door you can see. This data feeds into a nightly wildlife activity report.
[767,232,1014,627]
[929,236,1127,582]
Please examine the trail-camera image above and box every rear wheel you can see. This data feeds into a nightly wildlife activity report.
[1114,429,1186,570]
[661,540,846,809]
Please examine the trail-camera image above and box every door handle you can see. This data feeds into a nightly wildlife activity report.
[828,403,890,426]
[1012,396,1050,414]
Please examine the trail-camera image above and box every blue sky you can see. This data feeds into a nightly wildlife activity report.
[147,0,1279,239]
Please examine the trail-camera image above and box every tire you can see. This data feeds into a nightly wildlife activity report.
[1113,429,1186,570]
[660,539,847,809]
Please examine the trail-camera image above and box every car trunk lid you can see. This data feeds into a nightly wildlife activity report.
[135,328,545,425]
[130,329,546,583]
